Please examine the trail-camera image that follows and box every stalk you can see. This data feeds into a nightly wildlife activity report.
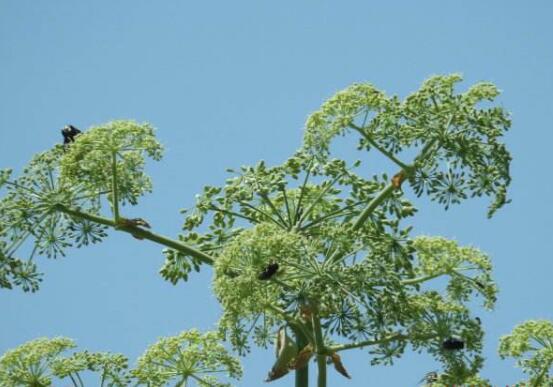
[110,152,120,222]
[312,310,327,387]
[54,204,215,265]
[294,330,309,387]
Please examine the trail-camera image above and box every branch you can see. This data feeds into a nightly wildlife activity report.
[297,173,345,227]
[54,204,215,266]
[260,193,289,228]
[325,125,444,266]
[349,123,411,170]
[329,333,437,353]
[401,272,446,286]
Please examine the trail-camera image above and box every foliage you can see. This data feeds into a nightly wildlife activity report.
[60,120,163,206]
[0,121,161,292]
[304,73,511,217]
[0,331,241,387]
[0,74,525,386]
[132,329,242,386]
[0,337,129,387]
[499,320,553,386]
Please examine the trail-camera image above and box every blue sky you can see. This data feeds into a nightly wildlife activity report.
[1,1,552,385]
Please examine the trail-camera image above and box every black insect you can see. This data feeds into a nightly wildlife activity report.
[442,337,465,351]
[258,262,279,280]
[61,124,81,145]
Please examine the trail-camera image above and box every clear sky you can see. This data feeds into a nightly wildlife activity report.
[1,1,552,386]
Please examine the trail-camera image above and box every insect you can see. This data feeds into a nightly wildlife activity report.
[258,262,279,280]
[442,337,465,351]
[118,217,152,240]
[61,124,81,146]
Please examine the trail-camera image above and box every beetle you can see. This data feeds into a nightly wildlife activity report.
[258,262,279,280]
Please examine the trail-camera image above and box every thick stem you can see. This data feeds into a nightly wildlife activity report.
[294,330,309,387]
[265,304,314,344]
[54,204,215,265]
[316,354,327,387]
[312,310,327,387]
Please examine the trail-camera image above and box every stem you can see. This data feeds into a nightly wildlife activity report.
[297,173,344,226]
[300,200,364,231]
[260,193,289,228]
[325,135,442,267]
[68,374,79,387]
[293,330,309,387]
[111,152,120,222]
[239,201,286,228]
[75,372,85,387]
[329,333,437,352]
[175,376,188,387]
[54,204,215,265]
[351,183,395,231]
[264,303,314,344]
[208,205,257,223]
[350,123,411,170]
[190,374,215,386]
[401,272,445,286]
[312,312,327,387]
[281,187,293,228]
[294,158,314,224]
[316,354,327,387]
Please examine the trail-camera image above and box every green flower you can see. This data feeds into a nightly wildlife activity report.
[499,320,553,386]
[133,329,242,386]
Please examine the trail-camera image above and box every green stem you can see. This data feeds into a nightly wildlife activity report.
[265,303,314,344]
[260,193,289,228]
[325,135,441,266]
[401,272,445,286]
[281,187,293,228]
[312,312,327,387]
[68,373,79,387]
[208,205,257,223]
[330,333,437,352]
[175,376,188,387]
[297,173,345,226]
[75,372,85,387]
[111,152,120,222]
[316,353,327,387]
[239,201,286,228]
[190,374,214,386]
[294,158,314,225]
[352,183,395,231]
[54,204,215,265]
[350,123,411,170]
[293,330,309,387]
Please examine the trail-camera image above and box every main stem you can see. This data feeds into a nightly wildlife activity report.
[312,312,327,387]
[294,330,309,387]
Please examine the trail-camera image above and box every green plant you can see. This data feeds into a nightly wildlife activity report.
[0,74,526,386]
[499,320,553,386]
